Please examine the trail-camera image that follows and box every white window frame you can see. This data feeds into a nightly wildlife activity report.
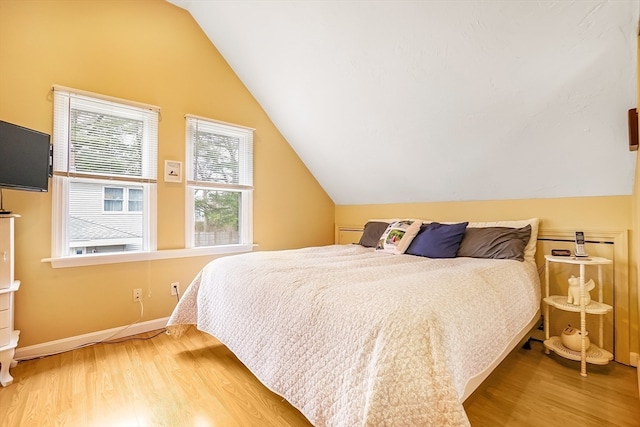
[49,86,158,264]
[184,115,254,251]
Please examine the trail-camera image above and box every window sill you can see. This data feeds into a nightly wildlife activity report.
[42,244,255,268]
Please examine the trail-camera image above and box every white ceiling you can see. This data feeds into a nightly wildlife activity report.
[168,0,639,205]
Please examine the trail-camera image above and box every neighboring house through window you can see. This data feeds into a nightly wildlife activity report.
[52,87,158,257]
[185,115,253,248]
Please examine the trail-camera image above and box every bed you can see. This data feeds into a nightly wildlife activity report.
[166,218,541,427]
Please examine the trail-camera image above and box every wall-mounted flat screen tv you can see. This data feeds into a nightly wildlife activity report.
[0,120,52,192]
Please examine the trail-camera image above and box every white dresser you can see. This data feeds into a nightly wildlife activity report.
[0,214,20,386]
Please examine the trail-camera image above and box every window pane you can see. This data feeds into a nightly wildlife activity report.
[128,187,143,212]
[71,180,143,254]
[104,187,123,212]
[193,189,239,246]
[70,109,144,177]
[193,132,240,184]
[104,200,123,211]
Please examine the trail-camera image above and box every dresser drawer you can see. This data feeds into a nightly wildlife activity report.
[0,253,14,288]
[0,326,9,347]
[0,219,14,289]
[0,308,9,329]
[0,292,9,311]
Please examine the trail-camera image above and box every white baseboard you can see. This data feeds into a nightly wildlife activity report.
[14,317,169,361]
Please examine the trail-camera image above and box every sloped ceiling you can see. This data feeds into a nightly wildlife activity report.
[168,0,638,205]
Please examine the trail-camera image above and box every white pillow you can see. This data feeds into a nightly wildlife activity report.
[375,219,422,254]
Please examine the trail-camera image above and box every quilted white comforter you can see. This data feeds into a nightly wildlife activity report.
[166,244,541,427]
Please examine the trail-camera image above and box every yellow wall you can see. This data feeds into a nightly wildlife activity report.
[0,0,334,347]
[335,196,631,230]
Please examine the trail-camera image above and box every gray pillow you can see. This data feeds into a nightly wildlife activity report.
[457,225,531,261]
[357,221,390,247]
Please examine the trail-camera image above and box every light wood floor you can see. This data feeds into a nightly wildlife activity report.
[464,340,640,427]
[0,329,638,426]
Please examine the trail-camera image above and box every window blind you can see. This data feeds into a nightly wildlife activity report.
[53,88,158,183]
[186,116,253,190]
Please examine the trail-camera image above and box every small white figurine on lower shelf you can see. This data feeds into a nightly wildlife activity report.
[567,275,595,306]
[560,324,590,352]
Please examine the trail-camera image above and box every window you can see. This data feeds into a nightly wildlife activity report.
[185,115,253,248]
[104,187,124,212]
[52,86,158,257]
[128,188,143,212]
[103,186,143,213]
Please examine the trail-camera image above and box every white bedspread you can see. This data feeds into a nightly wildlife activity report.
[167,244,540,427]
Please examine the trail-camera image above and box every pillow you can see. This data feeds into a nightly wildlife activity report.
[406,222,468,259]
[466,218,539,264]
[375,220,422,254]
[457,225,531,261]
[422,218,539,263]
[358,221,390,247]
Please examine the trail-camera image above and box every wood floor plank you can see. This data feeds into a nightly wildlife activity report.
[0,330,637,426]
[464,340,640,427]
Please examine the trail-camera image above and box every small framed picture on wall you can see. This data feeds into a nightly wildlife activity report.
[164,160,182,183]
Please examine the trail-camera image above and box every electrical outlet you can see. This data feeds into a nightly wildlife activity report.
[132,288,142,302]
[171,282,180,296]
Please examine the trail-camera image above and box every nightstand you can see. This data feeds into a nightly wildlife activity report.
[543,255,613,377]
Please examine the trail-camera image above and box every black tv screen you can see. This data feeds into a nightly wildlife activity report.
[0,120,52,192]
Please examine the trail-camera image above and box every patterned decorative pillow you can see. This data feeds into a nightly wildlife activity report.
[406,221,469,258]
[375,220,422,254]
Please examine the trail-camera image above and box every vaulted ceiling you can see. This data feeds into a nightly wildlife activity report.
[168,0,638,205]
